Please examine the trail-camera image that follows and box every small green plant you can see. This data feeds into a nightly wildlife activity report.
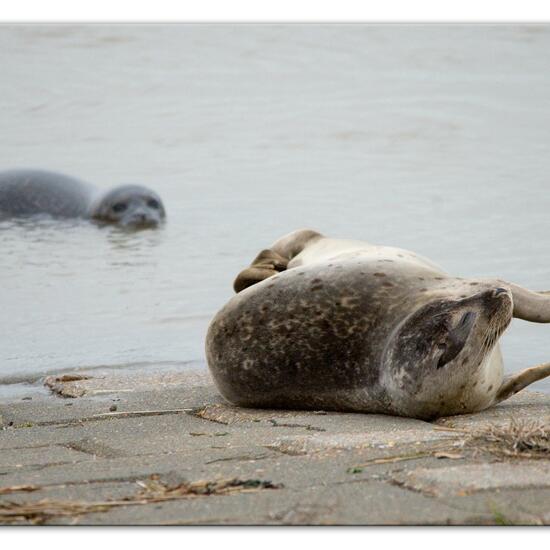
[488,502,514,526]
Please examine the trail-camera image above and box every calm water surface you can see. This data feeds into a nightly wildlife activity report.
[1,25,550,392]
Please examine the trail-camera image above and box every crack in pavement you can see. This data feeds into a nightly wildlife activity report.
[189,409,327,432]
[3,408,191,430]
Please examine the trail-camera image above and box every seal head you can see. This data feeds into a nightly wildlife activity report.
[90,185,166,228]
[381,287,513,418]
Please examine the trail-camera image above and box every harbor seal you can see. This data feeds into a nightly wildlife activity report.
[0,169,166,228]
[206,229,550,420]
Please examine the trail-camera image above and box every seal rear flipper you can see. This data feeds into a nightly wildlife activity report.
[270,229,323,260]
[251,249,289,271]
[494,362,550,404]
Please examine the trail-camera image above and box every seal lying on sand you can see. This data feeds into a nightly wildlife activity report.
[206,229,550,420]
[0,169,165,228]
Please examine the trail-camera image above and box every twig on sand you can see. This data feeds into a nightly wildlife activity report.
[89,389,135,394]
[432,426,470,433]
[91,408,193,418]
[346,448,464,473]
[352,452,433,467]
[346,439,466,473]
[0,485,41,495]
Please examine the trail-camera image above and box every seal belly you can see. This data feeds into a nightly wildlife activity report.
[463,345,504,412]
[206,258,419,410]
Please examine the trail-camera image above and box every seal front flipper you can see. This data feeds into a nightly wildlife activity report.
[233,249,288,293]
[494,362,550,403]
[233,229,322,293]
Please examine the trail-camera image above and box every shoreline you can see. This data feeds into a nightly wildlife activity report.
[0,360,206,397]
[1,366,549,525]
[2,359,550,399]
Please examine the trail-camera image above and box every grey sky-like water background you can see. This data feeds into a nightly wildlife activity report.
[1,24,550,395]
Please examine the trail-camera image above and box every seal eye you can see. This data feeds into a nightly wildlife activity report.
[147,199,160,209]
[459,311,475,327]
[436,345,449,369]
[112,202,127,213]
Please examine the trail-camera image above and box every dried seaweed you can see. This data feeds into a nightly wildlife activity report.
[44,374,91,398]
[465,419,550,459]
[346,419,550,474]
[0,476,282,524]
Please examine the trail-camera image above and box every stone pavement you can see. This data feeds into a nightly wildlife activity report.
[0,366,549,525]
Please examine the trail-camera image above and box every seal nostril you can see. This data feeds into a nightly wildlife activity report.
[493,287,508,297]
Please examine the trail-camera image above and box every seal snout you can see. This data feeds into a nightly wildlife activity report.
[476,287,511,305]
[124,210,159,227]
[493,287,509,297]
[474,287,513,321]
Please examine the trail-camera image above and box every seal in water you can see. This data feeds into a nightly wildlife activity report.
[206,229,550,420]
[0,169,166,228]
